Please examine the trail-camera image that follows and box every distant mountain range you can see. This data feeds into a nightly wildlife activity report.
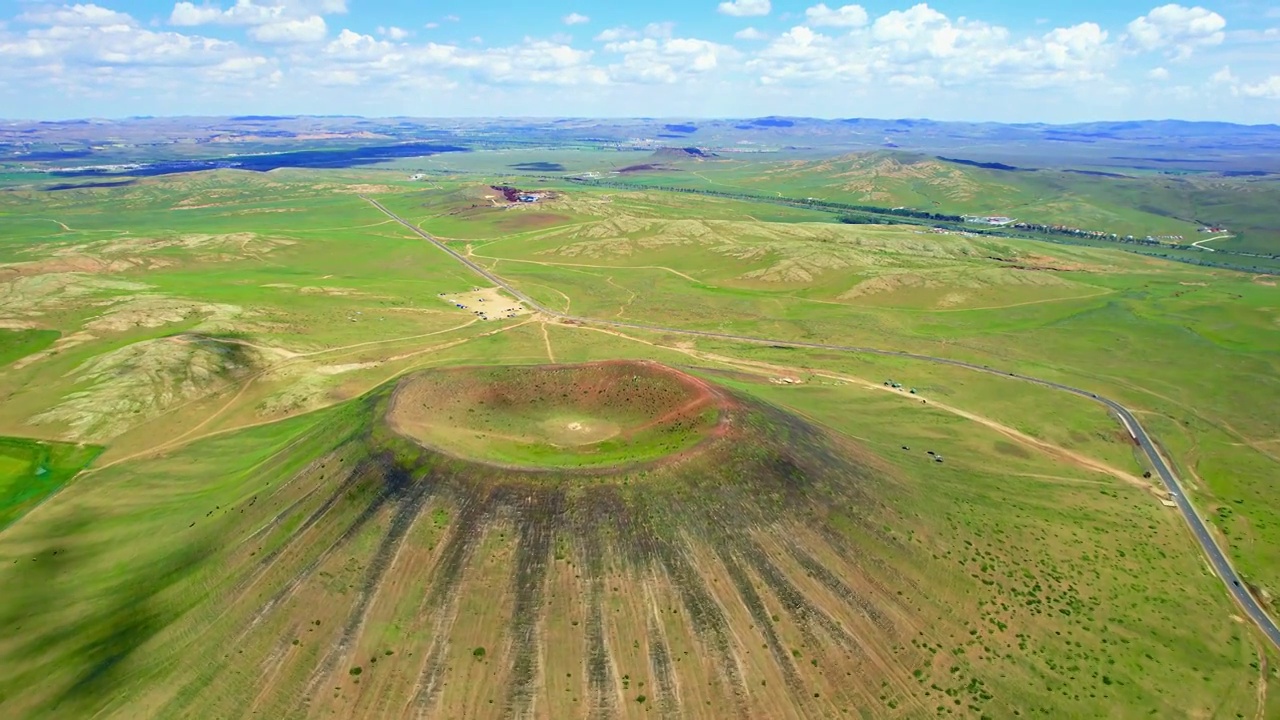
[4,116,1280,174]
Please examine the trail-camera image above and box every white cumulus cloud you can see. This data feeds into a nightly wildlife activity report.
[1210,65,1234,84]
[747,6,1115,91]
[594,26,635,42]
[170,0,346,28]
[313,30,608,88]
[644,22,676,38]
[249,15,324,43]
[1211,66,1280,99]
[804,4,868,28]
[171,1,277,26]
[1239,75,1280,99]
[5,0,1276,120]
[169,2,225,25]
[718,0,771,18]
[19,3,135,27]
[0,15,246,73]
[603,35,737,83]
[1126,4,1225,59]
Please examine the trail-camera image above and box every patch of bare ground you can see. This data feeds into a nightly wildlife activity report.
[839,268,1070,303]
[10,331,97,369]
[0,272,149,320]
[254,362,382,416]
[750,154,1000,204]
[1,256,173,280]
[0,319,39,330]
[229,207,304,215]
[171,187,263,208]
[30,334,264,441]
[438,286,530,321]
[254,370,338,417]
[40,231,295,260]
[534,217,1101,291]
[299,286,360,296]
[312,183,398,195]
[85,295,247,333]
[9,293,252,369]
[261,282,367,297]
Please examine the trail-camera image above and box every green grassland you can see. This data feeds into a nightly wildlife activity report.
[723,375,1272,716]
[497,150,1279,257]
[0,338,1271,718]
[370,151,1280,278]
[0,329,59,367]
[459,194,1280,594]
[716,153,1198,232]
[0,161,1277,717]
[0,437,100,529]
[384,177,1280,600]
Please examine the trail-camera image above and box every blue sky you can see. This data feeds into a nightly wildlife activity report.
[0,0,1277,122]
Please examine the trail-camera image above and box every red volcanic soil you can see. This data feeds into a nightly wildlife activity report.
[470,360,717,414]
[387,361,735,469]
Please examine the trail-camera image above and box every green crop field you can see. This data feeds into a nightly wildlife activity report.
[1,152,1277,718]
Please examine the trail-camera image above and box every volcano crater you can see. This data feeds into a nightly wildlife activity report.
[387,360,728,471]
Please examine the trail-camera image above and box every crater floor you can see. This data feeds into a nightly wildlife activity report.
[387,361,726,470]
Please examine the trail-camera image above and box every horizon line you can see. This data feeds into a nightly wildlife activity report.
[4,115,1279,129]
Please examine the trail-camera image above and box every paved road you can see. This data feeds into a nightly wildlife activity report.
[364,197,1280,649]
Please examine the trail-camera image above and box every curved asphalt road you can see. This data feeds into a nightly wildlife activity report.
[364,196,1280,649]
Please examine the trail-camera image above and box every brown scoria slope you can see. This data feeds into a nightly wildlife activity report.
[0,361,935,720]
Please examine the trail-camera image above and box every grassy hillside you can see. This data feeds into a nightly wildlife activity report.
[0,329,59,367]
[0,365,1268,718]
[0,163,1276,718]
[560,151,1280,256]
[0,437,100,530]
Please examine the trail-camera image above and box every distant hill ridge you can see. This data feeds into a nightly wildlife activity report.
[651,146,717,160]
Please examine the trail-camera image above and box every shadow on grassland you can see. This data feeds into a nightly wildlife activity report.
[0,511,210,715]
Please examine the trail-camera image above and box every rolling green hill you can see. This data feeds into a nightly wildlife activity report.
[1,157,1277,718]
[589,151,1280,255]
